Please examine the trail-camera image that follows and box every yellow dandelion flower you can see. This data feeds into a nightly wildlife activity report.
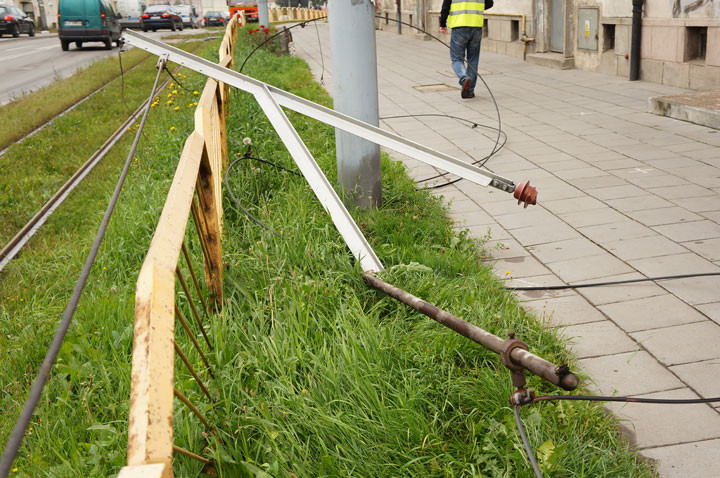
[172,90,178,95]
[193,101,198,106]
[170,126,176,131]
[167,100,173,105]
[167,93,172,98]
[193,90,199,95]
[12,468,17,473]
[174,106,180,111]
[103,266,107,270]
[301,389,307,395]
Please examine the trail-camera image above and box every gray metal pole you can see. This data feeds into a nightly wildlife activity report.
[328,0,382,209]
[257,0,269,28]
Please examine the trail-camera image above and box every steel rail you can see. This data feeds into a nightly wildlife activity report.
[362,272,579,391]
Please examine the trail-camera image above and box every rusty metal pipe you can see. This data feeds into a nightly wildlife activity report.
[362,273,578,391]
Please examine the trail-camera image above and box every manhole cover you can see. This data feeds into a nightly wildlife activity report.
[414,84,456,92]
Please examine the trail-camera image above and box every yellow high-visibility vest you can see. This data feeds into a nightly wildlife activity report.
[447,0,485,28]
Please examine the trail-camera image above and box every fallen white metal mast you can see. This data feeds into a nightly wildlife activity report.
[122,30,537,273]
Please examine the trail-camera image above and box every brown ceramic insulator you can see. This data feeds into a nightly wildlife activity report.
[513,181,538,208]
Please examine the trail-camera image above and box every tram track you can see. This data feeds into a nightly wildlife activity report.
[0,40,209,273]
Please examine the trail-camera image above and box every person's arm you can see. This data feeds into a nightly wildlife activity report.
[439,0,451,32]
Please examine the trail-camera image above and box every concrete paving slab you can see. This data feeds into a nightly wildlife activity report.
[464,223,512,241]
[527,237,605,264]
[578,351,684,396]
[547,254,635,283]
[682,238,720,261]
[696,302,720,325]
[522,294,607,327]
[483,239,530,260]
[579,221,656,244]
[669,359,720,399]
[560,321,639,359]
[630,321,720,366]
[604,235,688,261]
[642,439,720,478]
[490,255,552,278]
[599,294,709,332]
[576,273,667,306]
[626,207,703,227]
[629,252,720,277]
[604,194,676,212]
[660,275,720,306]
[559,207,628,228]
[509,221,579,247]
[587,184,648,200]
[541,196,606,214]
[447,209,495,228]
[606,388,720,450]
[653,220,720,242]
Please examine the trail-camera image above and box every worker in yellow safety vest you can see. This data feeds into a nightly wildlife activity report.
[439,0,494,99]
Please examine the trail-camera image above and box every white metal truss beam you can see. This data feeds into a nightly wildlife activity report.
[121,30,518,273]
[122,30,517,190]
[254,84,384,272]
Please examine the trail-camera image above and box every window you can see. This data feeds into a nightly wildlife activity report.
[482,17,488,38]
[511,19,519,41]
[603,24,615,51]
[685,26,707,61]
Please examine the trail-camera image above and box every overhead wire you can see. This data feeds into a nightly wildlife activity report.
[0,59,167,478]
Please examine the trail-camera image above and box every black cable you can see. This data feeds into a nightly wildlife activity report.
[238,16,505,178]
[534,394,720,405]
[506,271,720,291]
[165,67,185,90]
[224,153,300,237]
[380,113,508,184]
[313,18,325,85]
[0,60,167,478]
[513,405,543,478]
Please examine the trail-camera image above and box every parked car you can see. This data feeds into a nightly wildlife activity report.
[175,4,200,29]
[0,4,36,38]
[57,0,122,51]
[203,10,226,27]
[140,5,182,32]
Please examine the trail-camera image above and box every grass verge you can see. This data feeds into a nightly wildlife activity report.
[196,28,655,477]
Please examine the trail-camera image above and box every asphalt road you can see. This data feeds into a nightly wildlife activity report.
[0,29,205,105]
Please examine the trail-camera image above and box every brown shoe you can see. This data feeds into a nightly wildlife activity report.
[461,77,472,98]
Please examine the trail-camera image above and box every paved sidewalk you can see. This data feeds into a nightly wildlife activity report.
[291,25,720,477]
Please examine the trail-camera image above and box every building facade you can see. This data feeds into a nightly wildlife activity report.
[376,0,720,90]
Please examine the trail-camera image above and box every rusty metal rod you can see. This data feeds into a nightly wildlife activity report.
[173,444,211,464]
[173,387,212,429]
[174,342,213,402]
[181,241,211,320]
[175,304,215,378]
[176,267,213,350]
[191,199,212,270]
[362,273,578,391]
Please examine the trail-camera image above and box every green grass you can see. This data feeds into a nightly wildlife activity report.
[0,48,150,151]
[0,40,218,477]
[0,25,655,477]
[198,28,655,477]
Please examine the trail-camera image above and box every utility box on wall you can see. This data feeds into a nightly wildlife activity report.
[577,7,599,51]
